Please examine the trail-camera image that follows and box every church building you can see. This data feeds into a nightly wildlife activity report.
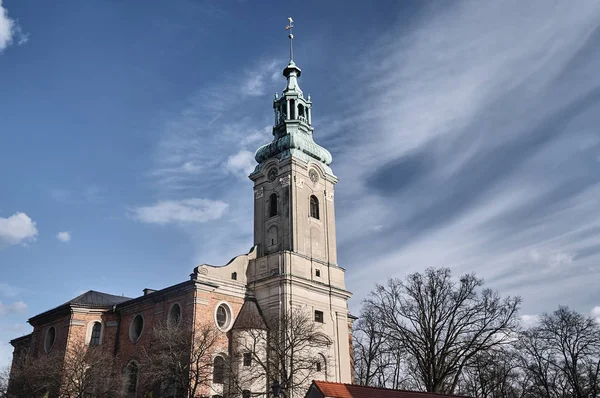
[9,21,353,398]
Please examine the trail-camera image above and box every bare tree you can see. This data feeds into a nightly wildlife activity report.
[353,304,410,389]
[231,306,332,398]
[518,306,600,398]
[365,267,521,394]
[6,348,62,398]
[0,366,9,398]
[456,348,525,398]
[141,320,219,398]
[59,344,124,398]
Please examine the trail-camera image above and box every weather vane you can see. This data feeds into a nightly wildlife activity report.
[286,17,294,62]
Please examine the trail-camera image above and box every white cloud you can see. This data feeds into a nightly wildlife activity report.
[521,314,540,329]
[56,231,71,243]
[131,198,229,225]
[0,0,27,53]
[591,307,600,323]
[0,301,27,316]
[0,212,38,248]
[0,283,18,298]
[225,150,256,177]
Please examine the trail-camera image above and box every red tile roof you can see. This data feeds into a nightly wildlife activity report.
[308,381,472,398]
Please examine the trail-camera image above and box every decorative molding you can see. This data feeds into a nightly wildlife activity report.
[198,267,208,275]
[295,177,304,188]
[69,320,86,326]
[188,297,209,306]
[325,190,334,201]
[254,187,264,199]
[280,175,291,187]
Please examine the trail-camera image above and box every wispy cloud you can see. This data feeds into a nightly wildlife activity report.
[0,284,18,298]
[0,212,38,248]
[131,198,229,225]
[56,231,71,243]
[317,0,600,315]
[0,301,27,316]
[0,0,28,53]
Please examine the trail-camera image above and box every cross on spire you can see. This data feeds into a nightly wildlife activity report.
[286,17,294,62]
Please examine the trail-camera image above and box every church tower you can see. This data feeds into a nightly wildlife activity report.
[246,19,353,385]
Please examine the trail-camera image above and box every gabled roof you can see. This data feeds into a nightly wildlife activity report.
[307,381,473,398]
[230,297,268,330]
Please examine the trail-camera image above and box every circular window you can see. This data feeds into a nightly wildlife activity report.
[214,303,232,331]
[168,303,182,326]
[44,326,56,353]
[129,314,144,343]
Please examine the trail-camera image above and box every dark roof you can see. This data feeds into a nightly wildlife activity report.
[29,290,133,324]
[231,297,268,330]
[65,290,132,307]
[307,381,473,398]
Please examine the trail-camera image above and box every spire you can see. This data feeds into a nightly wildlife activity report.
[283,17,302,94]
[250,17,334,179]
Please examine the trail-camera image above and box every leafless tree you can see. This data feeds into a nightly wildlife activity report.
[353,304,410,389]
[518,306,600,398]
[59,344,124,398]
[456,348,526,398]
[231,306,332,398]
[365,267,521,394]
[6,348,62,398]
[0,366,9,398]
[141,320,219,398]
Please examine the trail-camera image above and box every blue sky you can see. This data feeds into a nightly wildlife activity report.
[1,0,600,367]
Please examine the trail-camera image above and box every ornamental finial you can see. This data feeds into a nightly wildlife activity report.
[285,17,294,62]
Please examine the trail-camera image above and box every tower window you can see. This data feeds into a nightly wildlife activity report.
[90,322,102,346]
[315,269,321,277]
[269,193,278,217]
[290,99,296,119]
[314,310,324,323]
[242,390,251,398]
[310,195,319,219]
[231,272,237,280]
[243,352,252,366]
[316,361,322,372]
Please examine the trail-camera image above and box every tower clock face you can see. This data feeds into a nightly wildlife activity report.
[267,167,278,182]
[309,169,319,183]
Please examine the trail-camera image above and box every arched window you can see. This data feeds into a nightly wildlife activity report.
[213,356,225,384]
[269,193,278,217]
[298,104,305,119]
[90,322,102,346]
[310,195,319,219]
[126,362,139,394]
[44,326,56,353]
[168,303,181,326]
[231,272,237,280]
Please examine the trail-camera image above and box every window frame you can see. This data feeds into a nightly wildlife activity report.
[44,326,56,353]
[268,193,278,218]
[243,352,252,367]
[213,356,225,384]
[310,195,320,219]
[314,310,324,323]
[129,314,145,343]
[90,321,102,346]
[168,303,182,327]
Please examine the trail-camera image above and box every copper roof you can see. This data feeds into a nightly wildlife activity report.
[308,381,473,398]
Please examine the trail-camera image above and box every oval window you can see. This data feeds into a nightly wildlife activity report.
[215,303,231,330]
[44,326,56,353]
[129,315,144,343]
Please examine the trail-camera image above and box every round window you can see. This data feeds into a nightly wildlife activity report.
[215,303,232,330]
[44,326,56,353]
[129,314,144,343]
